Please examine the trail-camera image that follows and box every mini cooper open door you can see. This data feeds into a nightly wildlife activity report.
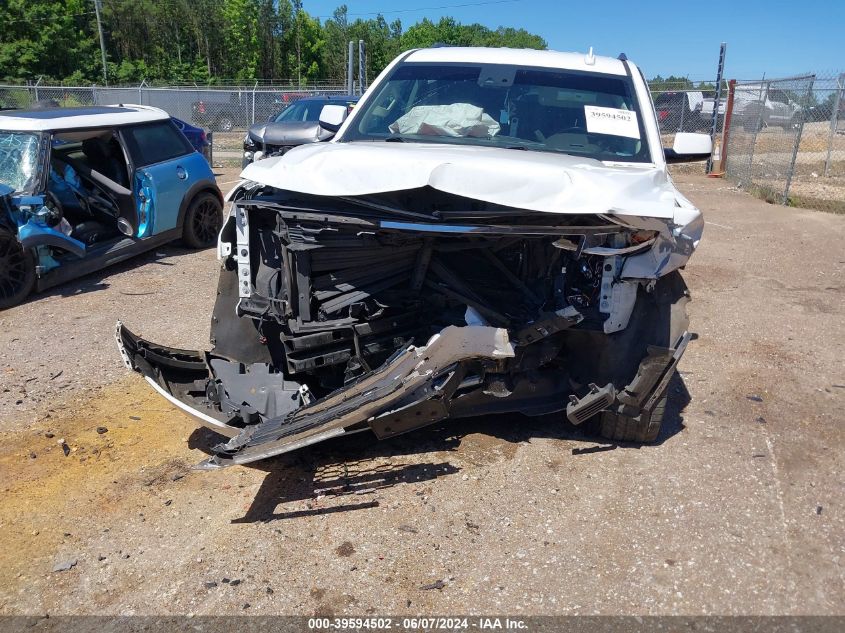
[120,121,198,237]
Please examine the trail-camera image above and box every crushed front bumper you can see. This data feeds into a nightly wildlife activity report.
[116,316,690,469]
[117,320,519,468]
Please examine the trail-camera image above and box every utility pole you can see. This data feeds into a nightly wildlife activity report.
[93,0,108,84]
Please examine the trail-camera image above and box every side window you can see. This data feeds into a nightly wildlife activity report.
[768,89,788,105]
[124,121,193,167]
[305,101,325,120]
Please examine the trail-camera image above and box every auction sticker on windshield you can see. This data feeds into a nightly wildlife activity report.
[584,105,639,138]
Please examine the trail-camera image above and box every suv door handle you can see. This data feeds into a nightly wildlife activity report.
[176,166,187,180]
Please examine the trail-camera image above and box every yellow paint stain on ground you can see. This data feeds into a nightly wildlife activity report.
[0,376,200,585]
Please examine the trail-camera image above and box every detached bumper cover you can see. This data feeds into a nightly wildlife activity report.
[116,318,690,469]
[116,320,517,468]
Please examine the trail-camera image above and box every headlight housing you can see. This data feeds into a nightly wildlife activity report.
[243,134,258,150]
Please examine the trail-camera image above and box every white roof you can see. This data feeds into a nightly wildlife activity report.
[404,47,629,76]
[0,104,169,132]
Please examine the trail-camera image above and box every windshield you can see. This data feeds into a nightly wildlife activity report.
[0,132,41,193]
[343,63,650,163]
[273,100,325,123]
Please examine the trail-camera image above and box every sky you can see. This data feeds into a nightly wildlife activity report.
[302,0,844,80]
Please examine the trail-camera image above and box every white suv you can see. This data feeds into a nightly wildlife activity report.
[118,47,712,468]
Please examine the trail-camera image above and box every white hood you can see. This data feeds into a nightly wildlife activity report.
[240,142,689,220]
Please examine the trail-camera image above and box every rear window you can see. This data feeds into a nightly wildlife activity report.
[124,121,193,166]
[274,100,327,122]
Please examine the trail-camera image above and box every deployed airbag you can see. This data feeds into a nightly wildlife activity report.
[389,103,501,138]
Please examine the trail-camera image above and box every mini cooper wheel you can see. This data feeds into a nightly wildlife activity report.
[217,115,235,132]
[182,192,223,249]
[0,229,36,310]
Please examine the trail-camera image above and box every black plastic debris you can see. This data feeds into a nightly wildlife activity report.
[420,580,446,590]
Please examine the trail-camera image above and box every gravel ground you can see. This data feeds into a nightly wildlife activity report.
[0,172,843,616]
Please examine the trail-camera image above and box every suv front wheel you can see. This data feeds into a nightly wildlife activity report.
[182,192,223,249]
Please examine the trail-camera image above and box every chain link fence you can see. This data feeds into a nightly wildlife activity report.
[2,73,844,211]
[723,72,845,212]
[0,81,354,166]
[3,79,730,136]
[0,82,352,132]
[649,82,728,148]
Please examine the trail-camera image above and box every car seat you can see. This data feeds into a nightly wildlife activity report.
[82,137,128,187]
[71,219,119,245]
[511,93,548,141]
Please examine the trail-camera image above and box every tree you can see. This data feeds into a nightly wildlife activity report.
[321,5,351,83]
[0,2,550,84]
[221,0,260,80]
[0,0,98,81]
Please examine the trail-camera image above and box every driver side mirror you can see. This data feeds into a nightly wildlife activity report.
[664,132,712,163]
[318,104,349,133]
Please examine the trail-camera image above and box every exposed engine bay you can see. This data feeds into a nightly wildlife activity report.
[117,183,691,468]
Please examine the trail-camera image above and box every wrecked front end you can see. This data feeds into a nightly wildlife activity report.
[117,182,694,468]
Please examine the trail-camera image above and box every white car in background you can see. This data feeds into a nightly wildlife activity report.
[118,47,712,468]
[733,83,804,130]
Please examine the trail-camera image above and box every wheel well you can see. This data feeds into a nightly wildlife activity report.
[178,185,224,228]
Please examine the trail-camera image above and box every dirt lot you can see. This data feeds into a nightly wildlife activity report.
[0,170,843,616]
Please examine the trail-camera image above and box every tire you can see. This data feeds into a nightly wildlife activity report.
[599,382,669,443]
[216,115,235,132]
[0,229,36,310]
[182,192,223,249]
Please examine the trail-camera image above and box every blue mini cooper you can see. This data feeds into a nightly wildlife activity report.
[0,105,223,309]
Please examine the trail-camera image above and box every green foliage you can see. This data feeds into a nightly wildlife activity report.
[0,2,549,84]
[649,75,694,92]
[0,0,97,81]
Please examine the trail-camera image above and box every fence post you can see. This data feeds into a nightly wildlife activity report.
[823,73,844,177]
[680,95,685,132]
[707,42,727,173]
[746,80,768,183]
[252,80,258,125]
[33,75,43,103]
[718,79,736,174]
[347,41,354,95]
[358,40,366,95]
[783,75,815,204]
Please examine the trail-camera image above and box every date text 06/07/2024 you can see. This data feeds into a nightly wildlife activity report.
[306,617,529,630]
